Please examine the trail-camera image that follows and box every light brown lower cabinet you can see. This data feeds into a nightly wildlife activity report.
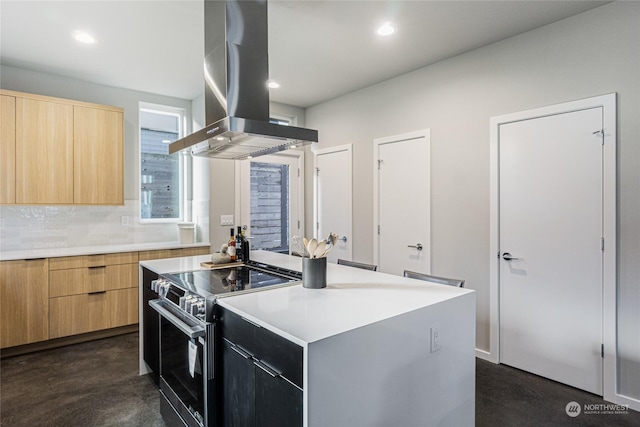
[49,287,137,339]
[49,263,138,297]
[138,246,210,261]
[48,252,139,339]
[1,246,209,350]
[0,259,49,348]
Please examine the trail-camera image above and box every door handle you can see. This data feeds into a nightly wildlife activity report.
[339,236,348,243]
[502,252,521,261]
[408,243,423,251]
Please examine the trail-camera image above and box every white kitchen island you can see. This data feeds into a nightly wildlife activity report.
[140,251,476,427]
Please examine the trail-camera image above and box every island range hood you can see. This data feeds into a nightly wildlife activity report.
[169,0,318,160]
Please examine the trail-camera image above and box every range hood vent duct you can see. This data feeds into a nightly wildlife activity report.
[169,0,318,160]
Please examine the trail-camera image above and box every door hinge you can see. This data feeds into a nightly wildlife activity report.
[601,238,605,251]
[315,167,319,175]
[297,220,300,229]
[377,225,380,235]
[298,168,300,177]
[378,159,383,170]
[601,344,604,358]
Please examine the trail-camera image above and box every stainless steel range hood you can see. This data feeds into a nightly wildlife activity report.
[169,0,318,160]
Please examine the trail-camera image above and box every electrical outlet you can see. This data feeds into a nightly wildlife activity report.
[430,325,441,353]
[220,215,234,226]
[121,216,129,226]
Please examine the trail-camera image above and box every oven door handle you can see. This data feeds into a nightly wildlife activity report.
[149,299,205,339]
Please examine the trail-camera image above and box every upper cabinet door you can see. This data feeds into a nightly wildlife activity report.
[15,97,74,204]
[0,95,16,204]
[73,106,124,204]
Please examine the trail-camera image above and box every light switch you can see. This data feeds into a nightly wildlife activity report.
[430,325,441,353]
[220,215,234,226]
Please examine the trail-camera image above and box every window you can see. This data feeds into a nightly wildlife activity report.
[237,115,304,254]
[139,104,187,221]
[249,161,290,252]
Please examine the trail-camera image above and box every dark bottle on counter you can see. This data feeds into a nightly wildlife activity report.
[241,226,250,261]
[236,226,243,261]
[228,228,236,262]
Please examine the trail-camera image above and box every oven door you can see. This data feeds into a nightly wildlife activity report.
[149,299,214,427]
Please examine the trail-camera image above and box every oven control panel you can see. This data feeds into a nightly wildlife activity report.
[179,293,206,319]
[151,278,171,298]
[151,279,207,320]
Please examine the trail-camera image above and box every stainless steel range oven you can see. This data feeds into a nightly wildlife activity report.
[149,261,301,427]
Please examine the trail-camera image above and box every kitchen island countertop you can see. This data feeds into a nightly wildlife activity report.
[215,251,473,346]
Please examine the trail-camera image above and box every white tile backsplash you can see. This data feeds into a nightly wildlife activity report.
[0,199,209,252]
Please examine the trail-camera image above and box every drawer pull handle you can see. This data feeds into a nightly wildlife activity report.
[254,360,280,378]
[240,316,261,328]
[230,344,253,360]
[88,265,106,269]
[88,291,107,295]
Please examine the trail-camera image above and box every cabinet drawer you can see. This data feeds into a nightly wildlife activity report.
[49,251,138,270]
[49,288,137,339]
[138,247,210,261]
[220,308,303,389]
[138,250,172,261]
[50,292,111,338]
[50,263,137,297]
[110,288,138,328]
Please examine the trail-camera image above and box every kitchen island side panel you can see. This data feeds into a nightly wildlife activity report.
[305,292,475,427]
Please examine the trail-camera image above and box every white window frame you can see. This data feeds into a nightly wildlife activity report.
[139,102,190,224]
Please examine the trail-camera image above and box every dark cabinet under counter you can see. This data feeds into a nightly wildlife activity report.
[218,306,303,427]
[141,266,160,385]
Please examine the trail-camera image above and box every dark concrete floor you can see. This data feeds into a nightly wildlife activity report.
[1,333,639,426]
[1,333,164,427]
[476,358,640,427]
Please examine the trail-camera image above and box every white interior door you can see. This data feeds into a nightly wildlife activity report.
[499,107,603,395]
[237,152,303,253]
[374,130,430,276]
[314,145,352,263]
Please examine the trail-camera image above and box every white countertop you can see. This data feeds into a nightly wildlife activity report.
[140,253,214,274]
[217,252,474,346]
[0,242,210,261]
[140,250,473,346]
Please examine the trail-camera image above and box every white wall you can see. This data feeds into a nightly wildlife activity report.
[305,1,640,400]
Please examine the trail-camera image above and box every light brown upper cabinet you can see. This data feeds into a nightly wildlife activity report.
[0,94,16,204]
[0,89,124,205]
[16,96,74,204]
[74,106,124,204]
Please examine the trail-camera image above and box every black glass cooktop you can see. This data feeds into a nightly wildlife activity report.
[161,264,300,298]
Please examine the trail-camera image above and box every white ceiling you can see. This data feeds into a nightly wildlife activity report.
[1,1,609,108]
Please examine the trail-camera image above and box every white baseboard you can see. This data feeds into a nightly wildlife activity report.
[476,348,497,363]
[613,393,640,413]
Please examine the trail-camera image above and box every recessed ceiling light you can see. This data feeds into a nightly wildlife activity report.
[72,30,96,44]
[267,81,280,89]
[161,139,171,144]
[247,155,253,159]
[376,22,396,37]
[289,145,297,149]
